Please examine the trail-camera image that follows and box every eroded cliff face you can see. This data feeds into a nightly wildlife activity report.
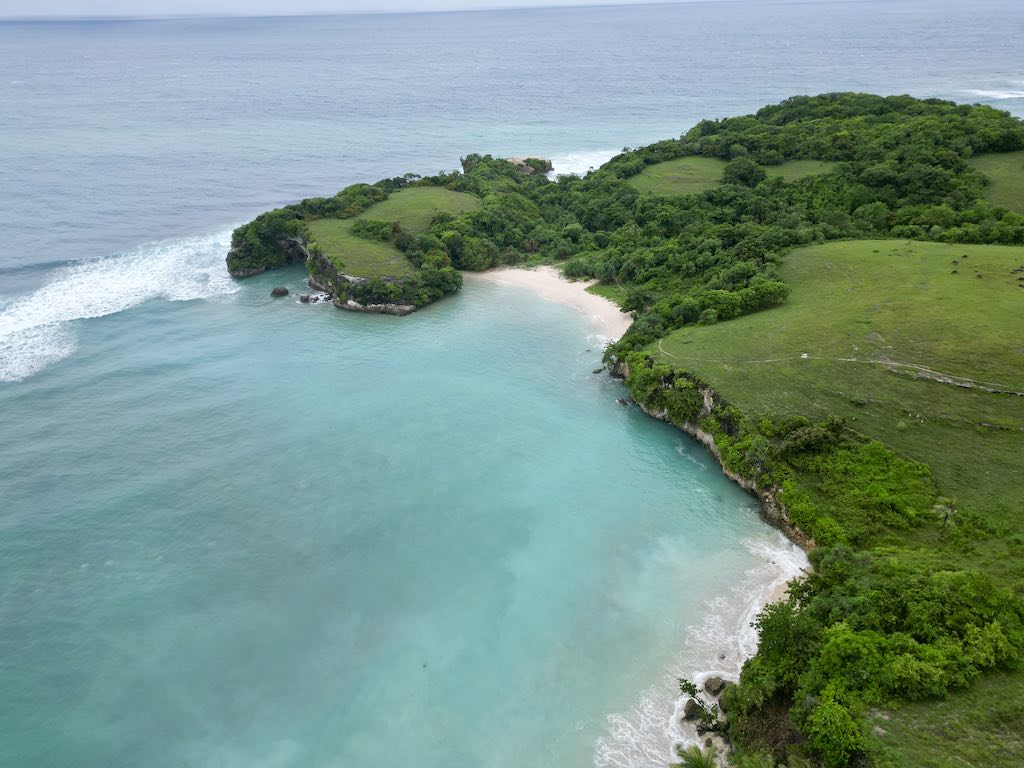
[305,245,416,316]
[613,359,813,551]
[227,236,309,278]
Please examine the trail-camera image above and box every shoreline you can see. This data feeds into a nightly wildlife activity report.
[465,265,633,343]
[468,264,810,763]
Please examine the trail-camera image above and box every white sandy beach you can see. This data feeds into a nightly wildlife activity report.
[467,265,632,342]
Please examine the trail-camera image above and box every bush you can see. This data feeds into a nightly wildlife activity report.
[723,156,768,187]
[350,218,396,241]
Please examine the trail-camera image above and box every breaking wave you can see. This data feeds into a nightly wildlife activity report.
[548,149,621,179]
[963,87,1024,100]
[594,533,808,767]
[0,231,237,382]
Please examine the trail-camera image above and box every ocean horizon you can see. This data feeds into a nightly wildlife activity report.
[2,2,1022,765]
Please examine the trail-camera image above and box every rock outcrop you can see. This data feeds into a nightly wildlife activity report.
[227,235,309,278]
[612,359,814,551]
[682,698,702,721]
[332,298,415,316]
[704,676,727,696]
[505,157,553,175]
[305,247,418,316]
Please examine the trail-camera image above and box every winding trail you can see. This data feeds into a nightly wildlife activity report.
[656,340,1024,397]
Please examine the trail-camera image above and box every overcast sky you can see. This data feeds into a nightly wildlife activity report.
[0,0,724,20]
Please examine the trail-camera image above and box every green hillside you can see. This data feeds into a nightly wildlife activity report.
[647,239,1024,767]
[653,240,1024,515]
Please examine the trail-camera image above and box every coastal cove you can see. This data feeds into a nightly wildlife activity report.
[0,265,807,767]
[4,4,1024,767]
[231,86,1024,767]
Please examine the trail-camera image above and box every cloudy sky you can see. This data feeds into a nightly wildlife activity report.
[1,0,721,19]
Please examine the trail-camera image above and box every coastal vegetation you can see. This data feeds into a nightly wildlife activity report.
[230,92,1024,766]
[634,238,1024,767]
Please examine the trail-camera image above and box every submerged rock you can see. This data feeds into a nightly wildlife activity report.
[299,294,311,303]
[270,286,289,297]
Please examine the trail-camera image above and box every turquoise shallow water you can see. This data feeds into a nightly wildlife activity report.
[1,262,802,767]
[2,1,1023,765]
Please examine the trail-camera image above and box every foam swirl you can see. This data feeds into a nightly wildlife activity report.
[593,533,808,767]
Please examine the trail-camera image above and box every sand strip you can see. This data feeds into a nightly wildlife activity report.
[466,266,632,342]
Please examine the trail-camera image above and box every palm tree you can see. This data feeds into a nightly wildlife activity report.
[673,744,718,768]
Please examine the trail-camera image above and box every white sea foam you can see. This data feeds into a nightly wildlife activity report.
[964,88,1024,100]
[593,532,808,767]
[548,149,621,179]
[0,231,238,382]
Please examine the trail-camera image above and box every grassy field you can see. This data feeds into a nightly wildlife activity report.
[651,238,1024,764]
[306,187,479,278]
[628,156,836,195]
[969,149,1024,213]
[869,671,1024,768]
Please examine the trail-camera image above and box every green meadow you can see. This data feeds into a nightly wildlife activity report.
[652,239,1024,520]
[306,187,479,278]
[970,149,1024,213]
[628,156,836,195]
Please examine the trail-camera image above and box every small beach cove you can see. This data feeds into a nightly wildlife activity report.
[467,265,633,344]
[464,264,809,763]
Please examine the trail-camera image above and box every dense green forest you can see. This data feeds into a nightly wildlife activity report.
[231,93,1024,767]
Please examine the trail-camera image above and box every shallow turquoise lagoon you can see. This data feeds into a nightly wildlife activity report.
[0,260,802,767]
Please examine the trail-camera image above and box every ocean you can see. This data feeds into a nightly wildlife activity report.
[0,1,1021,766]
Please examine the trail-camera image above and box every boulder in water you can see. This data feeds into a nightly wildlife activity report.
[271,286,289,297]
[704,676,727,696]
[682,698,702,721]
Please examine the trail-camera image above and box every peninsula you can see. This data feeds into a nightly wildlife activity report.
[229,94,1024,768]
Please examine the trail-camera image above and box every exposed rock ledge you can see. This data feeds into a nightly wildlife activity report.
[306,248,416,316]
[331,297,416,316]
[504,156,553,175]
[612,360,814,552]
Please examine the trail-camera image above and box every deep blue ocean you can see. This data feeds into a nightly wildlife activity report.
[1,2,1022,766]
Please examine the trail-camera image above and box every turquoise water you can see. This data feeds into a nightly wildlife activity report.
[1,260,802,767]
[2,2,1022,765]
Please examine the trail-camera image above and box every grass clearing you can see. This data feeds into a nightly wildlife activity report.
[969,149,1024,213]
[628,156,836,195]
[869,671,1024,768]
[629,156,730,195]
[586,281,628,307]
[763,159,836,182]
[306,187,479,278]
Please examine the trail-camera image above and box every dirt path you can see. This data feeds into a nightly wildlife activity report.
[655,340,1024,397]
